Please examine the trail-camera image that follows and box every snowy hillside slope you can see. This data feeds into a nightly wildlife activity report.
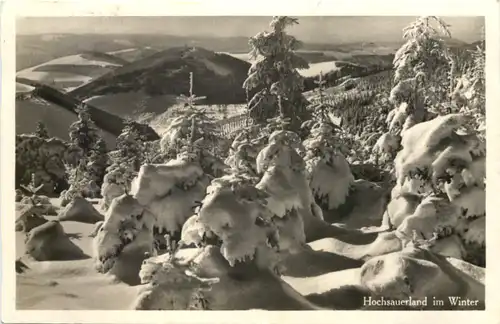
[16,52,126,92]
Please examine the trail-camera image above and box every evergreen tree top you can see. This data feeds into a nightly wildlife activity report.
[35,121,49,139]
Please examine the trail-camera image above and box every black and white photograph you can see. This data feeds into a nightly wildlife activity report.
[2,1,497,320]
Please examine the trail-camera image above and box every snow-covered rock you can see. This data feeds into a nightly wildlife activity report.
[25,221,87,261]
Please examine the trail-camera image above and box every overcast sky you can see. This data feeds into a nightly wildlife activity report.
[17,16,484,43]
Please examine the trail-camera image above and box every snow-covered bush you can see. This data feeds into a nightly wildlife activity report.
[371,132,401,166]
[243,16,310,131]
[130,157,211,237]
[93,194,156,283]
[255,129,326,243]
[451,44,485,141]
[181,173,284,270]
[114,120,147,172]
[60,160,100,206]
[16,134,76,195]
[100,162,137,211]
[392,16,452,103]
[224,126,267,177]
[16,174,58,217]
[389,114,485,265]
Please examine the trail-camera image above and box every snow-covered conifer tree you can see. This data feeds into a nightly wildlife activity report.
[159,72,226,177]
[87,137,109,190]
[302,73,354,210]
[35,121,49,139]
[378,17,452,164]
[243,16,310,132]
[69,104,100,157]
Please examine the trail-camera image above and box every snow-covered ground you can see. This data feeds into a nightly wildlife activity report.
[16,82,35,94]
[108,47,158,62]
[297,61,341,77]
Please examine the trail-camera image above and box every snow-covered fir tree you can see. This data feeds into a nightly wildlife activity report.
[86,137,110,190]
[69,104,100,157]
[34,121,49,139]
[376,17,453,169]
[302,73,354,210]
[115,119,146,172]
[243,16,310,132]
[159,72,226,177]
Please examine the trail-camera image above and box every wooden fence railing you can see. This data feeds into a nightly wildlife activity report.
[212,113,253,137]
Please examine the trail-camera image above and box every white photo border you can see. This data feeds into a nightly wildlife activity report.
[2,0,499,323]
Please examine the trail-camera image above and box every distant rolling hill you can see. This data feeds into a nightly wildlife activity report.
[68,47,252,119]
[16,51,127,92]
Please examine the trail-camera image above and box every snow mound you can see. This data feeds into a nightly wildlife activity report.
[57,196,104,224]
[25,221,87,261]
[429,235,465,260]
[359,246,483,307]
